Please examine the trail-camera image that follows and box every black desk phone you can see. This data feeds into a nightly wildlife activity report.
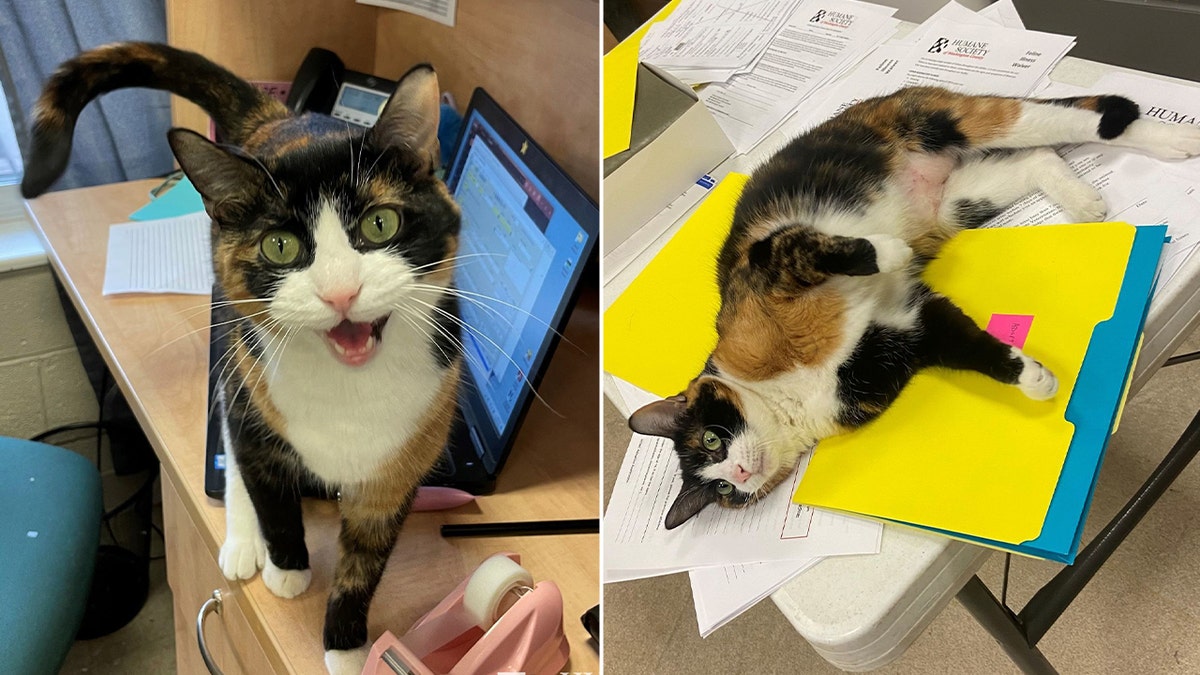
[287,47,398,127]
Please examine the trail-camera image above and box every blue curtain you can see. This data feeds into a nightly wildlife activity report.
[0,0,173,191]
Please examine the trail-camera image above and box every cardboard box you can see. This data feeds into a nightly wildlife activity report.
[603,63,733,256]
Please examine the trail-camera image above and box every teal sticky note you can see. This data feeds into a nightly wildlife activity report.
[130,177,205,220]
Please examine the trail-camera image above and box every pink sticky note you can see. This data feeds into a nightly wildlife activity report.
[987,314,1035,349]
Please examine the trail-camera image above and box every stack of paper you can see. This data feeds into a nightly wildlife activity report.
[775,0,1077,141]
[605,377,883,636]
[698,0,901,153]
[639,0,804,86]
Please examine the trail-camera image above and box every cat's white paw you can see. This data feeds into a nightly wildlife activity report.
[218,531,266,581]
[262,560,312,599]
[1123,120,1200,160]
[1015,349,1058,401]
[1051,179,1108,223]
[865,235,913,274]
[324,646,370,675]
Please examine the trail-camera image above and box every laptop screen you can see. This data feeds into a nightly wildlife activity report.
[443,89,597,473]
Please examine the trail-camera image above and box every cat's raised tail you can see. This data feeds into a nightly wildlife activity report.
[20,41,290,198]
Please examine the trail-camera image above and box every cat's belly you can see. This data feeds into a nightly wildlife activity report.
[901,152,957,221]
[264,329,447,485]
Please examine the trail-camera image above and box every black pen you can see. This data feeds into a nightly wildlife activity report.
[440,518,599,538]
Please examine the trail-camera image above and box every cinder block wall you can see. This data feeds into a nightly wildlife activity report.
[0,264,99,438]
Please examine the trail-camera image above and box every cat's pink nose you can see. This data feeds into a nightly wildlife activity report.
[320,286,361,315]
[732,464,752,484]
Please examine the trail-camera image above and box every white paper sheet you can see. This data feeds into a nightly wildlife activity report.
[976,0,1025,30]
[641,0,804,85]
[103,213,214,296]
[604,378,883,579]
[698,0,900,153]
[690,558,820,636]
[355,0,456,26]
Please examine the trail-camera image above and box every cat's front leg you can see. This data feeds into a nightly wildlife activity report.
[238,450,313,599]
[322,485,417,675]
[917,291,1058,400]
[218,451,267,580]
[745,225,912,292]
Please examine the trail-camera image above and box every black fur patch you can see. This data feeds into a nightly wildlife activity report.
[1094,95,1140,140]
[836,324,919,427]
[323,586,373,651]
[918,294,1024,384]
[916,110,967,151]
[675,381,745,474]
[952,198,1001,229]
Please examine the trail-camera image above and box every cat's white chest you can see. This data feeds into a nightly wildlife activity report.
[262,320,445,485]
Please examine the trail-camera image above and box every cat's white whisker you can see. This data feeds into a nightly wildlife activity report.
[409,297,565,419]
[391,302,488,378]
[409,283,583,354]
[407,252,508,274]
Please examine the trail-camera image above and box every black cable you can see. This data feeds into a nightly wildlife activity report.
[30,421,105,443]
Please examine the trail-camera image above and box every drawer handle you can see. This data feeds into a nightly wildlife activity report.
[196,589,226,675]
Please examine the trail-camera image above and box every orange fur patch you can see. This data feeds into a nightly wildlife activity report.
[712,288,846,380]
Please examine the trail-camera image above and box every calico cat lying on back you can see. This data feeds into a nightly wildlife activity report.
[22,43,462,674]
[631,86,1200,530]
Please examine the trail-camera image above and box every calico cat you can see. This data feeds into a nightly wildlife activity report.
[21,43,462,673]
[630,86,1200,530]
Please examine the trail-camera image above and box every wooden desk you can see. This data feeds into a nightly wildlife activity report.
[27,180,600,674]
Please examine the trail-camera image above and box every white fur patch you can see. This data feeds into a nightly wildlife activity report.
[218,451,266,581]
[1116,119,1200,160]
[1013,347,1058,400]
[324,646,370,675]
[262,560,312,599]
[864,235,913,273]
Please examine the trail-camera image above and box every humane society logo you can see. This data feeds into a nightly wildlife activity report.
[928,36,990,59]
[809,9,855,28]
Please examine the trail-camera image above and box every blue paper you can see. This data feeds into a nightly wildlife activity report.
[130,177,205,220]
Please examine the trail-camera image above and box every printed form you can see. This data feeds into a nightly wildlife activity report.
[699,0,899,153]
[103,213,214,296]
[604,378,881,580]
[640,0,802,85]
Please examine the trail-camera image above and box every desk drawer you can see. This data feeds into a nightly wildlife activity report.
[163,473,280,675]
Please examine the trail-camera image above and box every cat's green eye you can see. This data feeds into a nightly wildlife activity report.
[359,207,401,244]
[702,429,723,451]
[260,230,301,265]
[715,480,734,496]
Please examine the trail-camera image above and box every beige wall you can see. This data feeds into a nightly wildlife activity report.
[165,0,599,198]
[374,0,600,199]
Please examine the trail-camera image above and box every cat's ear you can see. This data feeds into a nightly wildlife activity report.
[629,395,687,438]
[371,64,441,170]
[167,128,266,221]
[665,484,716,530]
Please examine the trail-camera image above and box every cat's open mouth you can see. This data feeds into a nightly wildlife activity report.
[323,316,389,366]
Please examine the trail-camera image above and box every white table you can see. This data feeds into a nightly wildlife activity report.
[602,53,1200,672]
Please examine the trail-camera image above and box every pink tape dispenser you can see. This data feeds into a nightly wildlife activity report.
[363,553,570,675]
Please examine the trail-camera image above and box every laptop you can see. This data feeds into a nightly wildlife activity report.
[204,88,598,498]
